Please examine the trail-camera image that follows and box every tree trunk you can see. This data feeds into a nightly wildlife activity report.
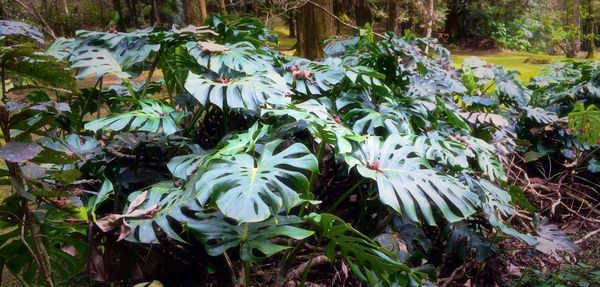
[445,0,462,42]
[124,0,138,26]
[112,0,127,31]
[287,10,296,38]
[218,0,227,15]
[152,0,161,25]
[587,0,595,58]
[198,0,208,23]
[565,0,581,57]
[387,0,398,33]
[425,0,434,38]
[182,0,199,25]
[355,0,372,27]
[296,0,335,60]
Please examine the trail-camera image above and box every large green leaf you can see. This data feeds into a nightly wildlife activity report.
[345,135,480,225]
[189,140,318,222]
[494,69,530,107]
[463,135,507,182]
[0,20,44,44]
[568,103,600,146]
[338,91,413,135]
[306,213,423,286]
[187,41,273,74]
[262,100,362,153]
[463,175,536,244]
[408,132,471,169]
[283,58,345,96]
[184,70,289,111]
[167,123,270,180]
[188,213,313,262]
[122,182,203,243]
[85,100,186,135]
[70,45,130,79]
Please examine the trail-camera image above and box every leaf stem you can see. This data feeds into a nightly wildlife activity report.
[326,178,366,213]
[243,261,251,286]
[299,139,326,217]
[122,77,138,100]
[140,54,160,98]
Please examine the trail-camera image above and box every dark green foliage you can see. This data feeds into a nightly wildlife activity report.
[1,17,597,287]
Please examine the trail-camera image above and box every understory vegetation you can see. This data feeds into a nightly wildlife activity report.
[0,16,599,286]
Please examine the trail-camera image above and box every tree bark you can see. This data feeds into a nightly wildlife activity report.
[287,10,296,37]
[124,0,138,26]
[152,0,161,25]
[218,0,227,15]
[355,0,372,27]
[587,0,595,58]
[182,0,200,25]
[296,0,335,59]
[198,0,208,23]
[565,0,581,57]
[112,0,127,31]
[444,0,462,42]
[425,0,434,38]
[387,0,398,33]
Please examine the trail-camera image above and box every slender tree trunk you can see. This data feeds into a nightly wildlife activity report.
[387,0,398,33]
[445,0,461,42]
[152,0,161,25]
[218,0,227,15]
[112,0,127,31]
[355,0,372,27]
[124,0,138,26]
[287,10,296,37]
[425,0,434,38]
[296,0,335,59]
[565,0,581,57]
[587,0,596,58]
[198,0,208,23]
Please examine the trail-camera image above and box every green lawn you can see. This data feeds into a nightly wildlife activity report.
[451,49,597,83]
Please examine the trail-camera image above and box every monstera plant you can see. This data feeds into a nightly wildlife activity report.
[1,15,592,287]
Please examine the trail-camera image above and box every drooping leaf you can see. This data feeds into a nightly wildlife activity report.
[494,69,530,107]
[463,175,536,244]
[306,213,422,286]
[85,100,186,136]
[188,213,313,262]
[262,100,361,153]
[345,135,480,225]
[122,182,203,243]
[0,20,44,44]
[535,221,578,257]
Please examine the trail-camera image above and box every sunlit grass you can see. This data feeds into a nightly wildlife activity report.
[451,49,598,83]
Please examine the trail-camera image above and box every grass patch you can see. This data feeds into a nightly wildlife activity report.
[451,49,598,83]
